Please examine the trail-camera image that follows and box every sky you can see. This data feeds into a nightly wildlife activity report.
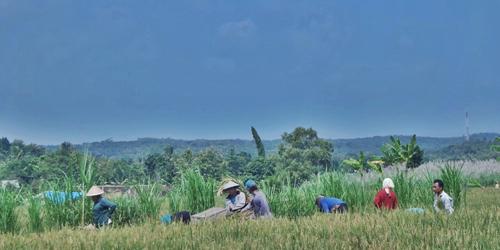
[1,0,499,145]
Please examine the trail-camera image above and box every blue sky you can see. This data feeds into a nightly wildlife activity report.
[1,0,499,144]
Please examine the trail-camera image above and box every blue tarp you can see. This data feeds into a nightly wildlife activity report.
[406,207,425,214]
[44,191,83,204]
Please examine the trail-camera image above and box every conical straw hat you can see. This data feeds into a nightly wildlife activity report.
[86,186,104,197]
[222,181,239,191]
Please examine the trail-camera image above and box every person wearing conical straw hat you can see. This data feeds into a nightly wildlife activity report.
[86,186,117,228]
[221,181,248,213]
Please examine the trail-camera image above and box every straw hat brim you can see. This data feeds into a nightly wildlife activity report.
[86,186,105,197]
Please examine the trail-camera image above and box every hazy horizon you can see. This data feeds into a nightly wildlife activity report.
[1,1,499,145]
[3,130,499,146]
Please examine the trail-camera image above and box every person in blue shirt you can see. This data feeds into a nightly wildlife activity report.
[315,196,348,213]
[86,186,117,228]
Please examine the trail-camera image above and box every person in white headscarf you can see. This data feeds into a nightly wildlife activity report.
[373,178,398,210]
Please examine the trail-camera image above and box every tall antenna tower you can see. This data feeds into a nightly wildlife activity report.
[465,111,470,142]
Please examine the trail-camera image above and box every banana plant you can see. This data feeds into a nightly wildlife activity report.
[342,152,366,177]
[381,135,423,169]
[367,159,384,175]
[342,152,384,176]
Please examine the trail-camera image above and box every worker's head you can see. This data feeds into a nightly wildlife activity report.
[432,179,444,194]
[222,181,240,196]
[224,187,239,196]
[382,178,395,190]
[86,186,104,202]
[244,179,258,193]
[315,196,324,208]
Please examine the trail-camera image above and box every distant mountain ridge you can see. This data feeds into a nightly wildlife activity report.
[44,133,500,160]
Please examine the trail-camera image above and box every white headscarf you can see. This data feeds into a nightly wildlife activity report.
[382,178,395,194]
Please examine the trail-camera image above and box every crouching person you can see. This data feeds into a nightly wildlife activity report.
[244,179,272,219]
[222,181,248,213]
[161,211,191,224]
[316,196,348,213]
[86,186,117,228]
[432,179,454,215]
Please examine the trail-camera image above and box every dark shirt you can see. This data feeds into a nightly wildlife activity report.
[92,197,117,227]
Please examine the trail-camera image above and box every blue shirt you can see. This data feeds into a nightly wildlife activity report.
[318,197,346,213]
[92,197,117,227]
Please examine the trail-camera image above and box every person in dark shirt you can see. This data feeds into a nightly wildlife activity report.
[86,186,117,228]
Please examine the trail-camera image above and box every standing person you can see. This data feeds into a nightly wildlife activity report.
[315,196,348,213]
[374,178,398,210]
[86,186,117,228]
[222,181,248,213]
[244,179,272,219]
[432,179,454,215]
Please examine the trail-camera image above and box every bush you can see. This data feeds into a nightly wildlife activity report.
[168,169,216,214]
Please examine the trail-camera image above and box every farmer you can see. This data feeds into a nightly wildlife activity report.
[432,179,454,215]
[222,181,248,213]
[161,211,191,225]
[86,186,117,228]
[373,178,398,210]
[244,179,272,219]
[315,196,348,213]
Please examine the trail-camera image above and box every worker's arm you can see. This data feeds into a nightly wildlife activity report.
[443,196,454,215]
[102,198,117,216]
[231,193,247,211]
[226,193,247,212]
[240,197,253,212]
[433,195,440,213]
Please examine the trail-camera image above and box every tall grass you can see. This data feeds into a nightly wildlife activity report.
[0,188,19,233]
[27,192,43,233]
[1,188,498,249]
[113,197,143,225]
[79,151,96,226]
[168,169,216,214]
[0,161,472,235]
[135,183,163,221]
[42,179,84,229]
[440,163,467,208]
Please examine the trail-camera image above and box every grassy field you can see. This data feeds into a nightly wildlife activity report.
[1,188,498,250]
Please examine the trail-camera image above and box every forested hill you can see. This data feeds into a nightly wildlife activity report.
[44,133,499,160]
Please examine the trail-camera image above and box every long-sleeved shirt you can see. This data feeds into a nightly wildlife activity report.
[248,190,272,218]
[374,188,398,210]
[225,191,247,212]
[318,197,347,213]
[434,191,454,215]
[92,197,117,227]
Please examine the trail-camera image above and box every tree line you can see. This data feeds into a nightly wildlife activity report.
[1,127,498,190]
